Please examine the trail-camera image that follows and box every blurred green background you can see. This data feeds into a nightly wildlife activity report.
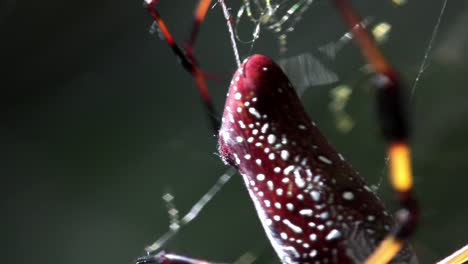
[1,0,467,263]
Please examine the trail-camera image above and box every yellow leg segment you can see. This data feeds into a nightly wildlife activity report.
[365,142,414,263]
[365,237,403,264]
[389,143,413,192]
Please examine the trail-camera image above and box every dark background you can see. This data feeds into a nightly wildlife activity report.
[1,0,467,263]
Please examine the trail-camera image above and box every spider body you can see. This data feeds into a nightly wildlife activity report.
[140,1,467,263]
[218,54,416,263]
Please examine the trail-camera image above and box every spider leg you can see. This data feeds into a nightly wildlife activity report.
[186,0,212,48]
[144,0,219,133]
[332,0,419,263]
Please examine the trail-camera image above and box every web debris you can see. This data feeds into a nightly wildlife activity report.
[235,0,315,54]
[145,167,236,254]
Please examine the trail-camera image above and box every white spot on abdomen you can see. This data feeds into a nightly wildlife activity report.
[283,219,303,234]
[318,155,333,164]
[342,191,355,200]
[325,229,342,241]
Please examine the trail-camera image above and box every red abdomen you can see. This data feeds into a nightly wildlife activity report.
[218,55,416,263]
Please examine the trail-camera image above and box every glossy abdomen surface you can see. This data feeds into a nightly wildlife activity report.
[218,55,416,264]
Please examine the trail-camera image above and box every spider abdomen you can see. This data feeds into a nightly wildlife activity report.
[218,55,416,264]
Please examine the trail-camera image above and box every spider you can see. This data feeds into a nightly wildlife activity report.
[137,0,468,263]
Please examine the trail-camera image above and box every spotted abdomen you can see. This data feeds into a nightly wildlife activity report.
[218,55,416,263]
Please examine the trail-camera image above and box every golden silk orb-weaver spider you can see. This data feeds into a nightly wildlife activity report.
[138,0,468,263]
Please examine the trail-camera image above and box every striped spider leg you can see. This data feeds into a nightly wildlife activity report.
[144,0,221,133]
[141,0,468,263]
